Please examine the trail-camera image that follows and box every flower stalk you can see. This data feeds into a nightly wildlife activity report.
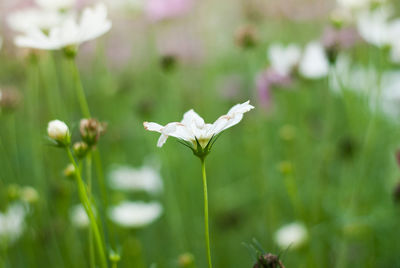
[66,147,108,268]
[200,158,212,268]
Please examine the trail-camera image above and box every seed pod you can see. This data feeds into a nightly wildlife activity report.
[80,118,106,146]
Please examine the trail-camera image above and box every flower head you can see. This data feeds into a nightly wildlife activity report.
[143,101,254,157]
[298,41,330,79]
[15,3,112,51]
[80,118,107,146]
[108,201,162,228]
[274,222,308,250]
[268,43,301,76]
[47,120,70,146]
[0,203,27,246]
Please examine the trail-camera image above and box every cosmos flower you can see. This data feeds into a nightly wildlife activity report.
[274,222,308,250]
[108,165,163,194]
[298,41,330,79]
[0,203,27,246]
[69,204,89,228]
[7,8,67,34]
[143,101,254,149]
[267,43,301,76]
[14,3,111,50]
[108,201,162,228]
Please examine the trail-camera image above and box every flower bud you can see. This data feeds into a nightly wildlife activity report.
[47,120,70,146]
[109,250,121,264]
[178,253,194,268]
[73,142,89,159]
[20,186,39,204]
[0,87,22,112]
[80,118,106,146]
[63,164,76,178]
[235,25,258,49]
[253,253,285,268]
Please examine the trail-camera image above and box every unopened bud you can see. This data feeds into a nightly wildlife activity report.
[47,120,70,146]
[73,142,89,159]
[64,164,76,178]
[0,87,22,111]
[20,186,39,204]
[109,250,121,263]
[178,253,194,268]
[253,253,285,268]
[235,25,258,49]
[80,118,106,146]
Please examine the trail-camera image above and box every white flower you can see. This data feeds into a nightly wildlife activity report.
[35,0,76,11]
[268,43,301,76]
[274,222,308,250]
[0,203,27,245]
[144,101,254,148]
[378,71,400,118]
[298,41,329,79]
[109,165,163,194]
[108,201,162,228]
[7,8,66,34]
[15,3,112,50]
[357,8,390,47]
[336,0,371,10]
[69,204,89,228]
[47,120,69,142]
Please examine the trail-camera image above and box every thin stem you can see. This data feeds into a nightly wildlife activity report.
[86,152,95,268]
[200,158,212,268]
[69,58,91,118]
[66,148,108,268]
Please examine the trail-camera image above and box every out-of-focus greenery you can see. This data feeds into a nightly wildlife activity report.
[1,4,400,268]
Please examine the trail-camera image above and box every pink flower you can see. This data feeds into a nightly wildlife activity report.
[146,0,193,21]
[256,68,291,109]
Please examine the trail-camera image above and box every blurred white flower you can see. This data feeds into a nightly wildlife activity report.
[144,101,254,148]
[0,203,27,245]
[35,0,76,11]
[379,71,400,118]
[108,201,162,228]
[274,222,308,250]
[15,3,111,50]
[336,0,370,10]
[298,41,329,79]
[356,8,393,47]
[109,165,163,194]
[47,120,69,142]
[7,8,66,34]
[267,43,301,76]
[69,204,89,228]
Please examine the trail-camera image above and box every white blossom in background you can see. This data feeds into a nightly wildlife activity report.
[267,43,301,76]
[274,222,308,250]
[7,8,66,34]
[108,201,162,228]
[69,204,89,228]
[109,165,163,194]
[15,3,111,50]
[298,41,329,79]
[336,0,370,10]
[378,71,400,118]
[35,0,76,11]
[0,203,27,245]
[144,101,254,148]
[356,8,394,47]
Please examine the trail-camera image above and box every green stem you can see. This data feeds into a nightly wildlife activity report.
[86,152,95,268]
[200,158,212,268]
[69,58,91,118]
[66,148,108,268]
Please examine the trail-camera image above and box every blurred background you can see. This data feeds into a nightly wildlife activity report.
[1,0,400,267]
